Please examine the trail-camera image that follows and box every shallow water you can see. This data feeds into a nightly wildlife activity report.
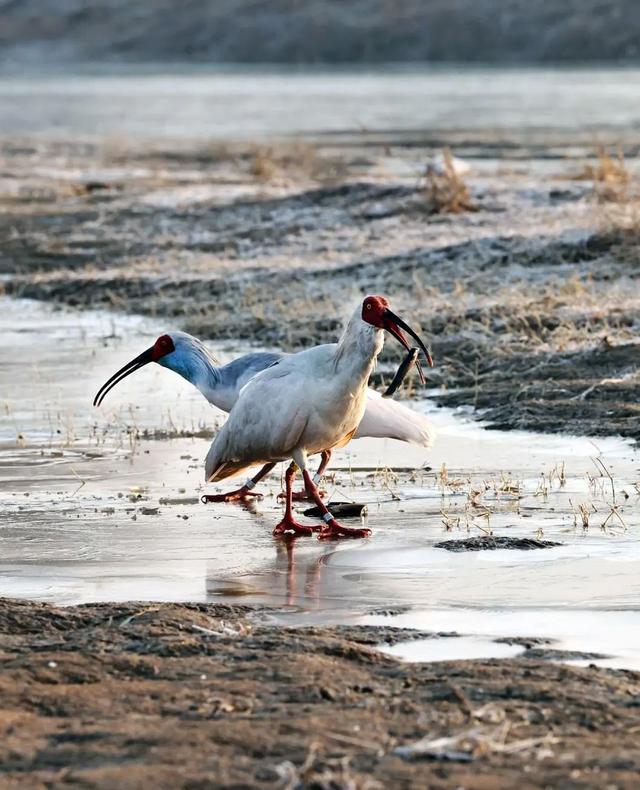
[2,66,640,139]
[1,297,639,668]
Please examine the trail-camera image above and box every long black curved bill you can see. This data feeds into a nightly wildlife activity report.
[93,347,154,407]
[383,347,419,398]
[382,308,433,386]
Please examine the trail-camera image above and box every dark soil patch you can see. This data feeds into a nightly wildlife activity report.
[494,636,555,648]
[520,648,613,662]
[434,537,563,552]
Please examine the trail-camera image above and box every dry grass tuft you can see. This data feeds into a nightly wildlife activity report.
[421,148,475,214]
[249,146,281,181]
[588,146,631,203]
[587,146,629,181]
[248,142,345,183]
[573,146,640,240]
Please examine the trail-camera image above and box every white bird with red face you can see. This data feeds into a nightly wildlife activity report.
[93,312,435,505]
[204,295,433,539]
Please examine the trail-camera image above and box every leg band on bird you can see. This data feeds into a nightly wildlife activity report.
[202,462,276,503]
[302,470,371,541]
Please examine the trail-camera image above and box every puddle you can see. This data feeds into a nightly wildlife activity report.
[1,297,639,669]
[381,635,523,663]
[368,608,640,671]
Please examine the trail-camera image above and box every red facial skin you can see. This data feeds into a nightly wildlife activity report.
[152,334,175,361]
[360,293,433,377]
[361,295,391,328]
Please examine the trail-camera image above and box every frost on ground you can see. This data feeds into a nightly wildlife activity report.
[1,134,639,440]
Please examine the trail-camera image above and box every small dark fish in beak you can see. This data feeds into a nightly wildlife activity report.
[93,347,155,407]
[383,347,419,398]
[382,308,433,384]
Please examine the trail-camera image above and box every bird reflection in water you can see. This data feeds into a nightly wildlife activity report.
[274,537,330,608]
[206,537,337,610]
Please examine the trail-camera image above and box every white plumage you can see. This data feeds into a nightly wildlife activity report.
[205,314,382,483]
[93,301,435,522]
[203,295,434,539]
[353,390,435,446]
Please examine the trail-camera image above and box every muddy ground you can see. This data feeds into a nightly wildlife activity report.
[1,132,639,441]
[1,597,640,789]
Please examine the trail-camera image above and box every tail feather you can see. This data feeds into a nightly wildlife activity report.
[204,428,252,482]
[354,391,435,447]
[207,459,253,483]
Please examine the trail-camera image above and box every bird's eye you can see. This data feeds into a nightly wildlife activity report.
[366,303,372,309]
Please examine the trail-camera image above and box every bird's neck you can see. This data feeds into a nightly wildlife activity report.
[160,347,222,405]
[333,312,384,385]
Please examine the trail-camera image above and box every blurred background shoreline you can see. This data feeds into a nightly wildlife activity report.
[1,0,639,68]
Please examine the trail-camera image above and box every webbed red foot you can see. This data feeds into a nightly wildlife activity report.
[278,488,327,502]
[318,516,372,541]
[273,517,320,537]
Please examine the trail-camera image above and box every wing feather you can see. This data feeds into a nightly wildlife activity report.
[354,390,435,447]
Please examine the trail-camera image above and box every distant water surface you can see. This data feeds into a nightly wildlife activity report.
[1,66,639,139]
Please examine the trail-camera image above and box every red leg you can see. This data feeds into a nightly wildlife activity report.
[273,465,320,537]
[201,462,276,503]
[283,450,331,502]
[302,470,371,540]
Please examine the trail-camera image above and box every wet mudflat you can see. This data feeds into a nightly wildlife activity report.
[2,297,639,667]
[2,68,640,786]
[2,292,640,787]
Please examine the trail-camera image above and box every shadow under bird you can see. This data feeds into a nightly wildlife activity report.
[93,308,435,508]
[204,294,433,539]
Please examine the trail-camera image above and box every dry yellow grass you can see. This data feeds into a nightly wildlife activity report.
[572,145,634,202]
[421,148,475,214]
[248,142,345,183]
[248,146,281,181]
[570,146,640,239]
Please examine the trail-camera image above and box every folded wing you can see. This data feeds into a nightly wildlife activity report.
[205,362,308,482]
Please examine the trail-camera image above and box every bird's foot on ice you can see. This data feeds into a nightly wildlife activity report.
[318,517,371,540]
[201,487,263,504]
[273,517,320,538]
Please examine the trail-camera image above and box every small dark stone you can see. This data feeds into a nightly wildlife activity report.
[320,686,337,701]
